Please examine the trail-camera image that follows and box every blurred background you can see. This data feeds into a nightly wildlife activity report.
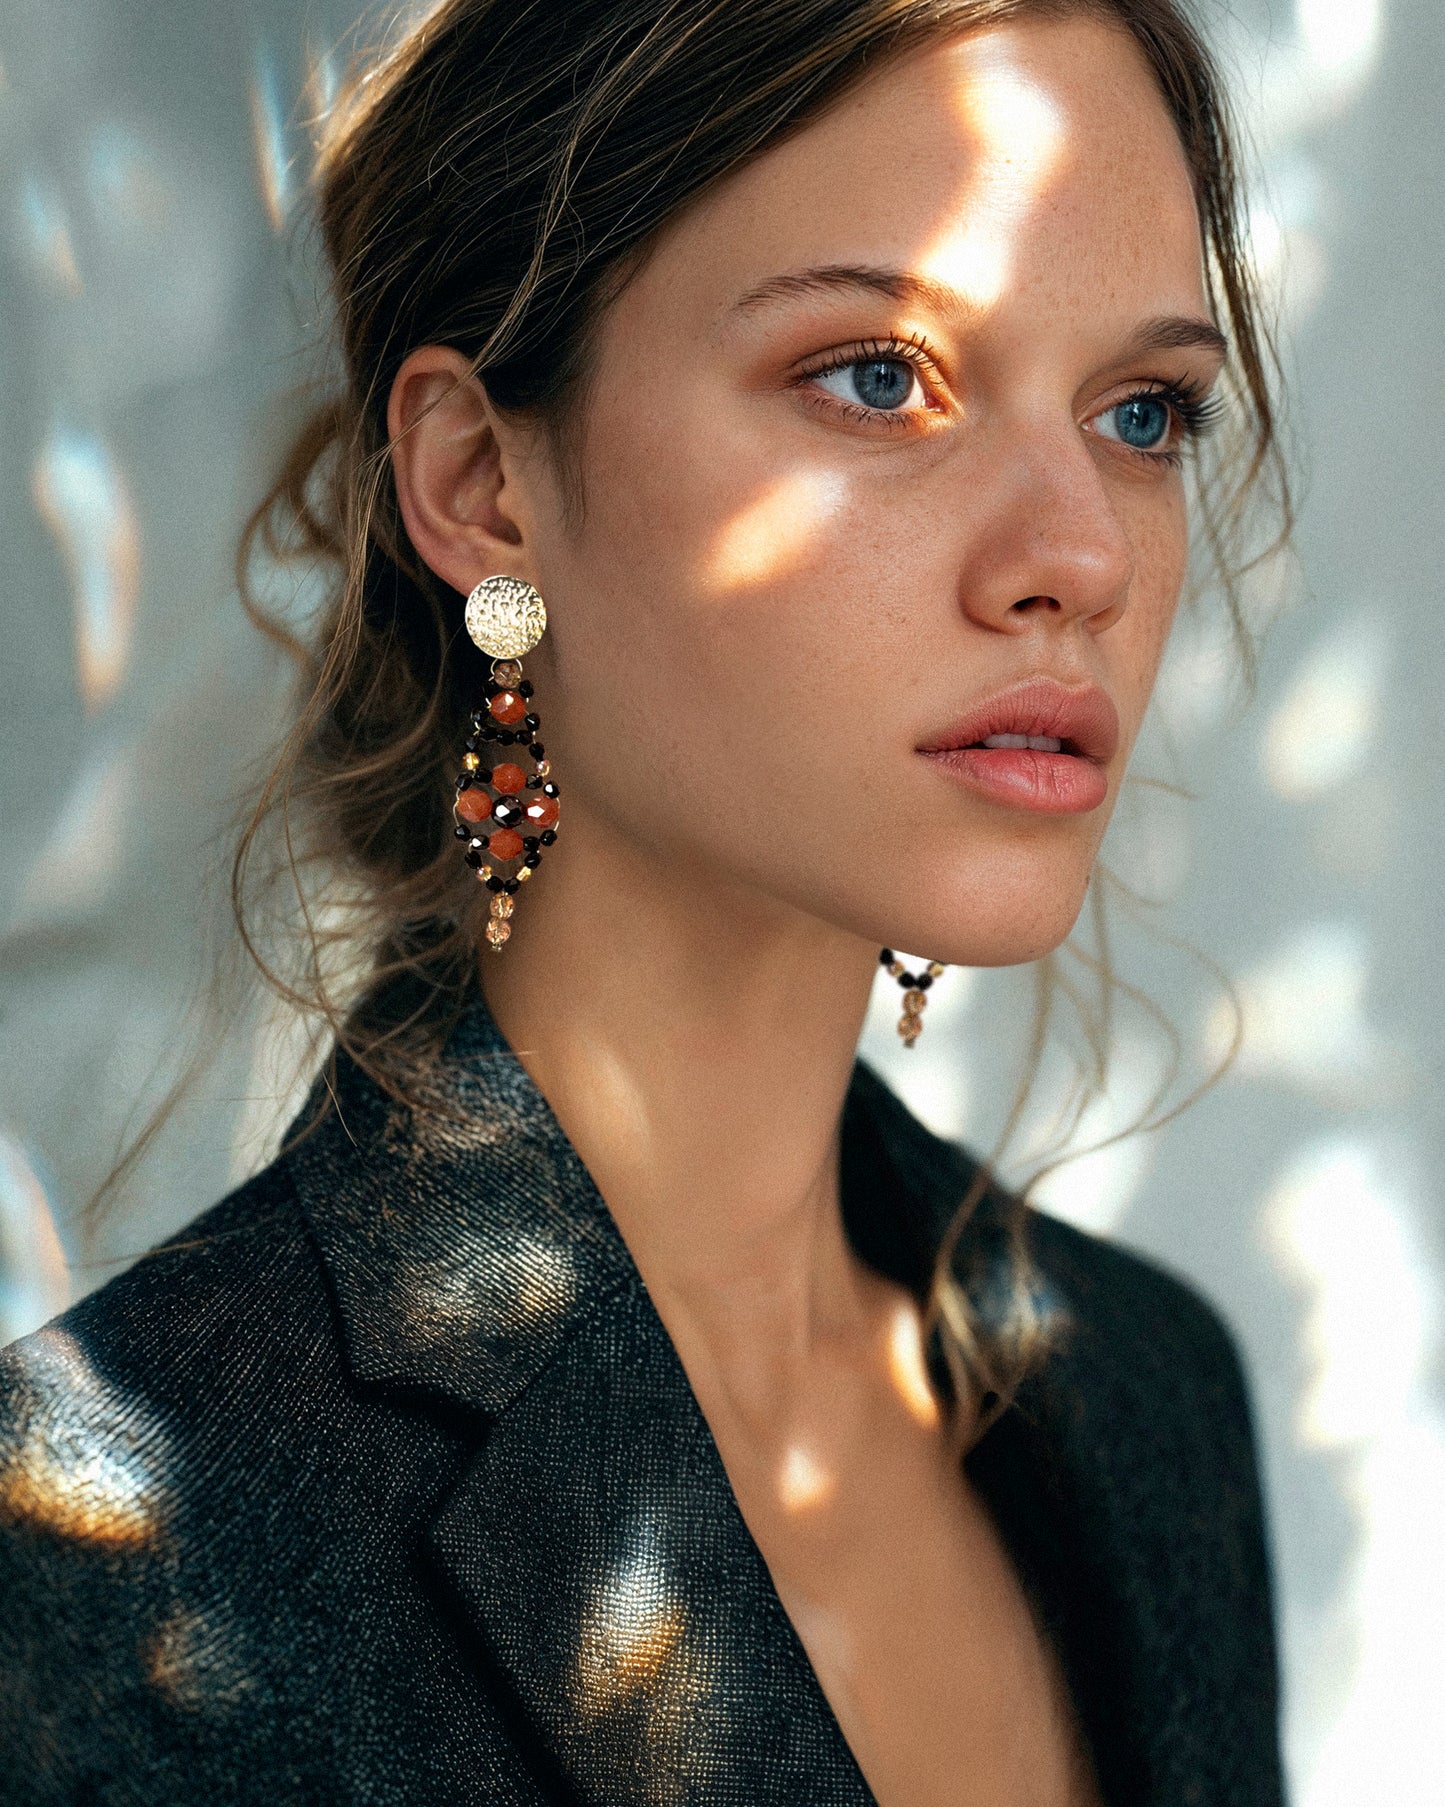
[0,0,1439,1797]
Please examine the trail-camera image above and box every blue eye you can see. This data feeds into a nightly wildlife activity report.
[815,356,923,413]
[1102,394,1172,451]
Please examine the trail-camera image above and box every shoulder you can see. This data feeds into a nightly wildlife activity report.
[0,1157,345,1794]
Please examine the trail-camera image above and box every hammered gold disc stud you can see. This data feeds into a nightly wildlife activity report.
[464,576,547,659]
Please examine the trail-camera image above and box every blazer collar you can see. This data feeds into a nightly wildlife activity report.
[290,988,878,1801]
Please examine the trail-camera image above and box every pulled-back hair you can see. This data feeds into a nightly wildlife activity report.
[235,0,1289,1436]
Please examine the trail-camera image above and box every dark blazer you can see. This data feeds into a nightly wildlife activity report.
[0,989,1283,1806]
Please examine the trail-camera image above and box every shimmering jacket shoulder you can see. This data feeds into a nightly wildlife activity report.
[0,994,1284,1807]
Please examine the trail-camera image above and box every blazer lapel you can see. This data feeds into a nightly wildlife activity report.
[291,992,873,1806]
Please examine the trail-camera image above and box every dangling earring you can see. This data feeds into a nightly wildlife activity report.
[452,576,558,953]
[878,950,946,1047]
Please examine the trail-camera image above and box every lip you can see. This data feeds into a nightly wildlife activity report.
[917,676,1120,815]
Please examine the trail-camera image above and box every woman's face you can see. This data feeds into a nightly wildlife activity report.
[514,14,1224,966]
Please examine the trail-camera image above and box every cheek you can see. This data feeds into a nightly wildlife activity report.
[536,382,929,856]
[1109,481,1189,751]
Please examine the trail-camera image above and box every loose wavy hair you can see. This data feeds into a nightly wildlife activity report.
[228,0,1289,1439]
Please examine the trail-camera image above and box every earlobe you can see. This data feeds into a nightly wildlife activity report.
[386,343,535,597]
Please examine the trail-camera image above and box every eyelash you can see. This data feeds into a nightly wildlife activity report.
[793,334,942,430]
[794,337,1226,466]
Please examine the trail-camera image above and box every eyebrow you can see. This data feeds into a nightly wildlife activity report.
[733,262,1230,362]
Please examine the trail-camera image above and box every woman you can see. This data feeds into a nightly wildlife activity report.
[0,1,1287,1802]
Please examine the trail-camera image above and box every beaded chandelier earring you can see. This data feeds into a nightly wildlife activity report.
[452,577,559,952]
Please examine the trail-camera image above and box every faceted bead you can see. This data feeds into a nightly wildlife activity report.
[464,848,484,869]
[463,752,481,772]
[492,800,523,828]
[539,829,557,846]
[518,679,534,698]
[488,827,524,862]
[535,759,551,778]
[490,892,515,920]
[542,782,558,797]
[455,790,494,825]
[488,690,527,725]
[486,876,505,893]
[498,730,516,745]
[516,866,533,882]
[492,659,523,687]
[504,879,520,894]
[879,948,894,965]
[454,825,469,840]
[485,918,511,950]
[523,713,540,732]
[491,762,526,795]
[524,794,560,830]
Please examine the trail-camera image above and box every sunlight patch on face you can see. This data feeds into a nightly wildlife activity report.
[702,468,847,594]
[0,1327,170,1552]
[887,1299,941,1430]
[916,46,1065,312]
[777,1442,836,1514]
[32,426,139,709]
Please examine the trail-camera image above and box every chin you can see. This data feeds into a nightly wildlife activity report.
[891,858,1095,970]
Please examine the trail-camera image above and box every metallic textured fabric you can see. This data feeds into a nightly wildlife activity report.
[0,989,1284,1804]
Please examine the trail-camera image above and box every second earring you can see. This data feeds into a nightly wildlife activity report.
[453,576,559,952]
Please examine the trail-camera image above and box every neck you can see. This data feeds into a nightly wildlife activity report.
[480,811,883,1374]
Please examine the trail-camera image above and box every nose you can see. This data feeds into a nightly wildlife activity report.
[955,427,1134,637]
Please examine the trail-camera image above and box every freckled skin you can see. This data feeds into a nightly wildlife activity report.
[390,17,1220,1805]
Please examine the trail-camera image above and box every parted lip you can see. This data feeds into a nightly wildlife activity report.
[916,676,1121,765]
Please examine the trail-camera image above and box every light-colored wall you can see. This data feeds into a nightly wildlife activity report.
[1,2,1437,1799]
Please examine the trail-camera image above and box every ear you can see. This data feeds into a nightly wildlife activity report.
[386,344,542,598]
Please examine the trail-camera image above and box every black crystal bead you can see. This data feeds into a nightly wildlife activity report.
[469,711,483,730]
[879,948,894,965]
[542,781,558,797]
[523,836,540,853]
[523,713,540,732]
[464,849,484,869]
[529,741,545,758]
[481,725,499,741]
[525,775,541,789]
[918,974,933,990]
[486,876,504,893]
[498,730,516,745]
[478,768,492,785]
[519,680,534,698]
[465,737,478,752]
[504,879,520,894]
[454,825,469,839]
[539,829,557,846]
[493,801,522,828]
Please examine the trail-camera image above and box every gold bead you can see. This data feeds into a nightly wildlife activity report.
[535,758,551,778]
[517,866,533,882]
[887,961,904,978]
[927,962,945,977]
[477,865,492,881]
[462,752,481,772]
[485,917,511,949]
[490,892,515,919]
[903,989,926,1014]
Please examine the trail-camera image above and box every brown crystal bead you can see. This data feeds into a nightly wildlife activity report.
[455,789,493,825]
[490,762,526,795]
[485,917,510,949]
[524,795,560,831]
[488,690,527,726]
[490,892,515,920]
[492,659,523,687]
[488,826,524,861]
